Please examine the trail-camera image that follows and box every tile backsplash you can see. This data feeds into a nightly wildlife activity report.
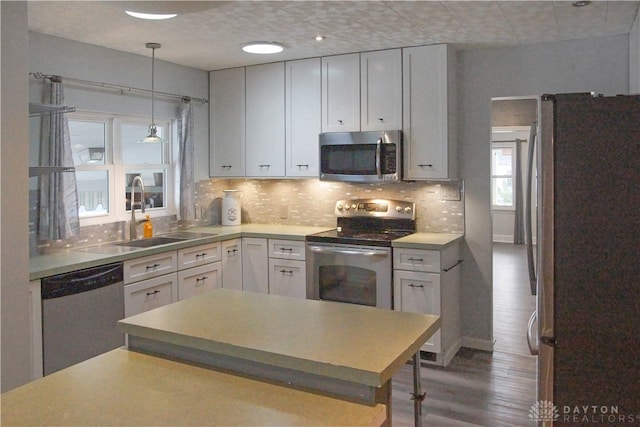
[30,179,464,255]
[195,179,464,233]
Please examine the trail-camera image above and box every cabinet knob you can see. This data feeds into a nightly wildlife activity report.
[337,119,343,124]
[378,118,384,122]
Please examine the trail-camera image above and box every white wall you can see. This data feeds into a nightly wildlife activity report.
[28,33,210,181]
[1,1,32,391]
[631,11,640,93]
[457,35,629,350]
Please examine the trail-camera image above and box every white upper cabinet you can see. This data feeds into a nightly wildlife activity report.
[286,58,321,177]
[403,44,457,180]
[245,62,285,177]
[210,68,245,177]
[321,53,360,132]
[361,49,402,131]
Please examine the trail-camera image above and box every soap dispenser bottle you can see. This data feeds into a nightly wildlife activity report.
[143,214,153,238]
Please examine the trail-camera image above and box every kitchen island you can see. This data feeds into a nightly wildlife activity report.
[1,348,386,426]
[119,289,441,425]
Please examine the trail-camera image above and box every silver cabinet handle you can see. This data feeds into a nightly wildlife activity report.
[527,311,539,355]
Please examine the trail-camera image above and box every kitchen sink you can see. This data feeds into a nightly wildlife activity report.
[112,236,187,248]
[75,232,218,254]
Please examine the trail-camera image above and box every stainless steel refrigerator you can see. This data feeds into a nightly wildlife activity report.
[526,93,640,426]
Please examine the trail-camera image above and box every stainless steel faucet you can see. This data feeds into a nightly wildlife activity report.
[130,175,145,240]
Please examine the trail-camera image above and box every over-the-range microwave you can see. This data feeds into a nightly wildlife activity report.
[319,130,402,183]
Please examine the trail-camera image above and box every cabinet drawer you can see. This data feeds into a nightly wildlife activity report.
[393,248,441,273]
[268,239,305,260]
[124,273,177,318]
[268,259,306,299]
[178,242,221,270]
[177,262,222,301]
[124,252,178,284]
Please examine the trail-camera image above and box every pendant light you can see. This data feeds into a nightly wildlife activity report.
[138,42,166,143]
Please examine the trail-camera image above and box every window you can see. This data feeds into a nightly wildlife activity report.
[70,112,175,225]
[491,142,516,210]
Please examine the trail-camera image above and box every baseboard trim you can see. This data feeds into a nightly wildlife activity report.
[461,336,494,352]
[442,338,462,367]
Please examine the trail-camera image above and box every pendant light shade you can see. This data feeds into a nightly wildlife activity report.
[138,42,167,143]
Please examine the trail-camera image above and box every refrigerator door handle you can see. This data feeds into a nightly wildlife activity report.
[527,311,539,355]
[525,121,538,296]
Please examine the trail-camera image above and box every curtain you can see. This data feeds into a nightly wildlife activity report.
[178,100,195,220]
[38,79,80,241]
[513,138,525,244]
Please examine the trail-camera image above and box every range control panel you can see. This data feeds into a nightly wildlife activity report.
[335,199,415,220]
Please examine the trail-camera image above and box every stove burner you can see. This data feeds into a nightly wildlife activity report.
[306,199,417,247]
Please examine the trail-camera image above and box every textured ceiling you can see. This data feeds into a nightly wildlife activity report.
[28,1,640,71]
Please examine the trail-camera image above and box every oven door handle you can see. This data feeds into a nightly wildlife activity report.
[376,136,383,179]
[308,245,388,257]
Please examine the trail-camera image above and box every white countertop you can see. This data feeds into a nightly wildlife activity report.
[119,289,441,387]
[1,348,386,426]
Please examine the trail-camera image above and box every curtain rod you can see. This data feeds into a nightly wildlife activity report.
[30,72,208,104]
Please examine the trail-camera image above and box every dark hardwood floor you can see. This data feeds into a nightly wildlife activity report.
[390,243,537,426]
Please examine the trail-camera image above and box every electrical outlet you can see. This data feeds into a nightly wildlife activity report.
[279,205,288,219]
[440,185,461,201]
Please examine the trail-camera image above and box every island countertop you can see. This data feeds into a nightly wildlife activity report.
[118,289,441,387]
[1,348,386,426]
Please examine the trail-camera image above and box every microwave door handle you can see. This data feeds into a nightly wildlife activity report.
[376,137,382,178]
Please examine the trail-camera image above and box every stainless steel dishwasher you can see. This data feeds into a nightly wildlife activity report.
[41,262,124,375]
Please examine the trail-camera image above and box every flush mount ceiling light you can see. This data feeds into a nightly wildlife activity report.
[242,42,285,54]
[572,1,591,6]
[137,43,167,144]
[125,10,177,20]
[315,35,326,42]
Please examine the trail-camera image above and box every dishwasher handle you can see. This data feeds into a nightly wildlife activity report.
[41,262,124,300]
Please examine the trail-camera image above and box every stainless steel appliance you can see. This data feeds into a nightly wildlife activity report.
[41,262,124,375]
[319,130,402,183]
[526,93,640,424]
[306,198,416,309]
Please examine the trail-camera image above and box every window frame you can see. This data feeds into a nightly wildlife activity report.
[69,111,177,227]
[491,141,516,211]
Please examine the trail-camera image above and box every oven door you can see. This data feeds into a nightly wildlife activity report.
[306,242,392,309]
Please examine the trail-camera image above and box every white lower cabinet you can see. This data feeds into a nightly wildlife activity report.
[268,258,306,299]
[177,262,222,300]
[124,252,179,317]
[393,242,461,366]
[268,239,306,299]
[242,237,269,294]
[221,238,243,290]
[124,273,178,318]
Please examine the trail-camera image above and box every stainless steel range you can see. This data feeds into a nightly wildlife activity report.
[306,199,416,309]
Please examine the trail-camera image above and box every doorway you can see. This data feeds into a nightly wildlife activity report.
[491,97,537,356]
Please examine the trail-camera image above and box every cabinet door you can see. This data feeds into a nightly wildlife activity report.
[403,44,456,180]
[394,270,442,353]
[286,58,321,177]
[124,273,178,318]
[210,68,245,177]
[178,242,221,270]
[123,251,177,285]
[268,259,306,299]
[241,237,269,294]
[246,62,285,177]
[361,49,402,131]
[221,238,243,290]
[321,53,360,132]
[177,262,222,301]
